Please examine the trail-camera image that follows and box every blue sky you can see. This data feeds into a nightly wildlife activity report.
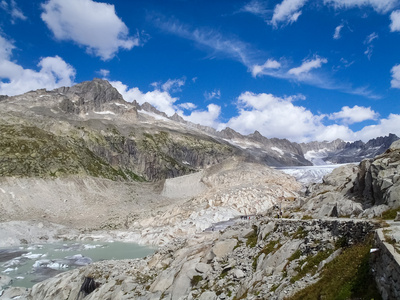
[1,0,400,142]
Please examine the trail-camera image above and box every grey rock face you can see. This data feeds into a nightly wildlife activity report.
[353,140,400,208]
[54,78,124,112]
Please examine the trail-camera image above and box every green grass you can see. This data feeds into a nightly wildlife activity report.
[290,249,334,283]
[246,225,258,248]
[191,275,203,287]
[381,207,400,220]
[293,226,309,239]
[287,234,381,300]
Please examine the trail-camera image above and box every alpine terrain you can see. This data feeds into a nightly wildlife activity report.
[1,79,400,300]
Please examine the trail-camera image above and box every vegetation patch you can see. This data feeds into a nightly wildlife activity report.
[191,275,203,287]
[246,225,258,248]
[290,249,333,283]
[381,207,400,220]
[292,226,308,239]
[287,234,381,300]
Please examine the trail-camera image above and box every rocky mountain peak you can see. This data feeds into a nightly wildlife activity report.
[54,78,124,109]
[218,127,243,140]
[140,102,168,118]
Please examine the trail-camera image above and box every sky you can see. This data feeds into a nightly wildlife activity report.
[1,0,400,143]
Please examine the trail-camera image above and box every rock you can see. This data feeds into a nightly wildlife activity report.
[198,291,217,300]
[0,287,29,299]
[212,239,237,258]
[195,263,212,274]
[0,275,12,288]
[232,269,245,279]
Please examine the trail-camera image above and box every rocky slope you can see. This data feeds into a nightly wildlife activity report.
[0,79,240,181]
[18,218,374,300]
[295,139,400,219]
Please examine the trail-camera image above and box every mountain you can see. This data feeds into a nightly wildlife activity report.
[299,134,399,165]
[0,79,315,183]
[1,78,396,183]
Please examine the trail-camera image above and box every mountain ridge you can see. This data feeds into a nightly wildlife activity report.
[0,78,397,182]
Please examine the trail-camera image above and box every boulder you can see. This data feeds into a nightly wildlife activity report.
[212,239,237,258]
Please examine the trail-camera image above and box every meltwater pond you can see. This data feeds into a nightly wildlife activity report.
[0,241,155,288]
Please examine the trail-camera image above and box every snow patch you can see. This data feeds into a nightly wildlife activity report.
[271,147,284,156]
[113,103,128,108]
[94,111,116,115]
[223,139,262,150]
[139,110,171,122]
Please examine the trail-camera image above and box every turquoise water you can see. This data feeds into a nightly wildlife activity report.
[0,241,155,288]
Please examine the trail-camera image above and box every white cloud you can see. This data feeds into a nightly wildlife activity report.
[97,69,110,78]
[241,0,270,18]
[111,80,222,127]
[219,91,395,142]
[222,91,323,142]
[391,64,400,88]
[161,78,185,93]
[41,0,139,60]
[329,105,379,124]
[153,17,255,68]
[271,0,308,27]
[110,80,180,116]
[324,0,399,14]
[251,59,281,77]
[0,34,75,96]
[390,10,400,31]
[184,104,221,128]
[365,32,379,44]
[355,114,400,141]
[179,102,197,110]
[204,89,221,100]
[150,78,186,93]
[333,24,344,39]
[288,57,328,76]
[0,0,27,23]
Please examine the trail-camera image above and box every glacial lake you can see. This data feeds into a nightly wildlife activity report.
[0,241,156,288]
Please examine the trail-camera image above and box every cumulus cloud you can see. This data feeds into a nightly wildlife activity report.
[0,34,75,96]
[329,105,379,124]
[204,89,221,100]
[390,10,400,31]
[219,91,397,142]
[391,64,400,88]
[271,0,308,27]
[355,114,400,141]
[41,0,139,60]
[324,0,399,14]
[222,91,323,142]
[184,104,221,128]
[0,0,27,23]
[288,57,328,77]
[110,80,180,116]
[111,80,221,126]
[251,59,281,77]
